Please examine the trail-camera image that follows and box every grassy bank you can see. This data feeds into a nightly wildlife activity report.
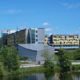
[3,66,46,76]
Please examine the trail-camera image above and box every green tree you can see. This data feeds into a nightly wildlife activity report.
[41,46,54,71]
[8,46,20,71]
[58,48,71,70]
[41,47,54,61]
[0,62,4,76]
[1,45,8,66]
[74,48,80,60]
[0,38,2,49]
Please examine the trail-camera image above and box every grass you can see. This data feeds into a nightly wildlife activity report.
[21,62,36,64]
[3,66,46,76]
[53,54,59,61]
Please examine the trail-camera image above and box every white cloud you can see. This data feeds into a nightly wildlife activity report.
[0,10,22,14]
[23,23,27,25]
[68,3,80,9]
[45,28,53,32]
[61,3,68,6]
[19,26,26,30]
[75,31,79,33]
[42,22,52,26]
[55,27,58,29]
[79,28,80,30]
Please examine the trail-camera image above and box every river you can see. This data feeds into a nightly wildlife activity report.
[0,71,80,80]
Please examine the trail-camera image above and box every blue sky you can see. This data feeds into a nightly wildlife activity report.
[0,0,80,37]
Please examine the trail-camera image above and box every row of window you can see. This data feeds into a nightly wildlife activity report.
[53,45,79,47]
[53,36,78,38]
[53,42,78,44]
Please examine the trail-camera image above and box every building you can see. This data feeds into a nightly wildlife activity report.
[18,44,55,61]
[1,29,16,47]
[44,35,48,44]
[2,28,45,47]
[49,34,79,54]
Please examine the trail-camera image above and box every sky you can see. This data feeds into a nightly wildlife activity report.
[0,0,80,37]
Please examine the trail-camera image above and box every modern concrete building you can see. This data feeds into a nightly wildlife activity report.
[1,28,45,47]
[18,44,55,61]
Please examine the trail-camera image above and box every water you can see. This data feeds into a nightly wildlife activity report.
[1,71,80,80]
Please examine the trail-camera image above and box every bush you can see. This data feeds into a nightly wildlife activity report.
[19,56,28,61]
[44,60,54,71]
[0,62,4,76]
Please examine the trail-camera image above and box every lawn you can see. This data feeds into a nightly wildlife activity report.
[21,62,36,64]
[53,54,59,61]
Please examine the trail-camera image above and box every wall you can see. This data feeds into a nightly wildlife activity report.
[36,46,54,61]
[16,30,26,44]
[7,33,14,45]
[18,45,37,61]
[38,28,45,43]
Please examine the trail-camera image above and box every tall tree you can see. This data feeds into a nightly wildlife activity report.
[1,45,8,66]
[8,46,20,71]
[58,48,71,70]
[0,38,2,49]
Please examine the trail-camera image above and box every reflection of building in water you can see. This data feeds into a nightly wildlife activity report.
[36,73,55,80]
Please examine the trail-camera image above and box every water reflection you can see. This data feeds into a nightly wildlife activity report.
[1,71,80,80]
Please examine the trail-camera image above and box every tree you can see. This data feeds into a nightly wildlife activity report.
[1,45,20,72]
[41,46,54,71]
[74,48,80,60]
[58,48,71,70]
[0,38,2,49]
[41,46,54,61]
[0,62,4,76]
[8,46,20,71]
[1,45,8,66]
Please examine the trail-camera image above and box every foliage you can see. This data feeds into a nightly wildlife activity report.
[19,56,28,60]
[58,48,71,70]
[0,62,4,76]
[72,65,80,70]
[8,46,20,71]
[1,45,20,72]
[45,71,55,79]
[44,60,54,71]
[0,38,2,49]
[53,54,59,61]
[74,49,80,60]
[41,47,54,61]
[1,45,8,66]
[41,46,54,71]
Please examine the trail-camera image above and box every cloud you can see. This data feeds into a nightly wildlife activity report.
[61,3,68,6]
[45,28,53,32]
[75,31,79,33]
[23,23,27,25]
[55,27,58,29]
[79,28,80,30]
[68,3,80,9]
[42,22,52,26]
[0,10,22,14]
[19,26,26,30]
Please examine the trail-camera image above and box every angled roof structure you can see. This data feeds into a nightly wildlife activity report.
[18,44,54,51]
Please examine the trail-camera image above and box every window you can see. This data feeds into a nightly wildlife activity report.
[54,36,56,38]
[60,42,62,44]
[36,30,38,33]
[36,39,38,41]
[36,35,38,37]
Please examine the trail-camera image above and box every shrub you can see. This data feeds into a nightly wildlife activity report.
[44,60,54,71]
